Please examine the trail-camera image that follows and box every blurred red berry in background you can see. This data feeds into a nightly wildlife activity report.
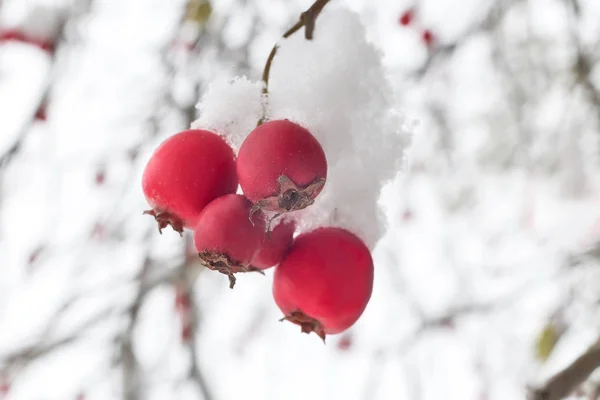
[0,380,9,397]
[399,9,414,26]
[34,104,47,121]
[181,322,193,342]
[0,29,55,53]
[337,333,353,351]
[422,29,434,46]
[95,168,106,186]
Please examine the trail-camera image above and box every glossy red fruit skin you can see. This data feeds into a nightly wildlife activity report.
[142,129,238,232]
[194,194,294,287]
[253,219,296,269]
[194,195,261,264]
[273,227,374,339]
[236,119,327,211]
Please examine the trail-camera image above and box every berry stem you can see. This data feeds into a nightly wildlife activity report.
[280,310,326,343]
[198,251,264,289]
[248,174,325,236]
[258,0,331,126]
[143,209,184,236]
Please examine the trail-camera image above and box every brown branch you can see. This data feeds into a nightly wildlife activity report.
[590,384,600,400]
[172,266,213,400]
[0,308,113,369]
[258,0,331,125]
[119,257,175,400]
[530,339,600,400]
[410,0,515,79]
[565,0,600,125]
[121,296,143,400]
[0,0,94,169]
[260,19,301,95]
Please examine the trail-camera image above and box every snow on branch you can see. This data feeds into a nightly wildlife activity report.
[529,339,600,400]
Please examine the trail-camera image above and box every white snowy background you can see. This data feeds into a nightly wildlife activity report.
[1,0,599,399]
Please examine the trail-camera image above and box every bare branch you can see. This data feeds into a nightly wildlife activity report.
[260,0,331,106]
[530,339,600,400]
[411,0,515,79]
[120,258,162,400]
[180,274,213,400]
[0,307,113,369]
[0,0,93,168]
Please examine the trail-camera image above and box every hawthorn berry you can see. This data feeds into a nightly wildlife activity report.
[0,30,55,53]
[194,194,294,288]
[254,218,295,269]
[422,30,434,47]
[337,333,353,351]
[174,287,192,313]
[236,119,327,221]
[34,103,47,121]
[399,9,414,26]
[95,167,106,186]
[181,321,193,342]
[273,227,374,342]
[0,380,8,396]
[142,129,237,234]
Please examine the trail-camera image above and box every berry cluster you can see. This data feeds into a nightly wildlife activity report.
[142,119,374,341]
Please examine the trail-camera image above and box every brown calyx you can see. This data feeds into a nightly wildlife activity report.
[249,175,325,234]
[143,209,183,236]
[198,251,265,289]
[280,310,326,343]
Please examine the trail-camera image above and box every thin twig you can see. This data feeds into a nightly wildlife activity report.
[258,0,331,125]
[0,308,113,369]
[120,259,155,400]
[529,339,600,400]
[178,270,213,400]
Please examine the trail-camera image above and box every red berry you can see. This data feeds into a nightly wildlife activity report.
[142,129,238,235]
[34,103,47,121]
[399,9,414,26]
[175,287,191,312]
[181,321,193,342]
[337,333,353,351]
[0,29,55,53]
[95,167,106,185]
[237,119,327,218]
[422,30,434,46]
[194,194,294,288]
[0,381,9,396]
[254,219,295,269]
[273,227,373,342]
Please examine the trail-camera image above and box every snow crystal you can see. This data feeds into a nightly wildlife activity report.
[193,7,410,248]
[192,76,263,151]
